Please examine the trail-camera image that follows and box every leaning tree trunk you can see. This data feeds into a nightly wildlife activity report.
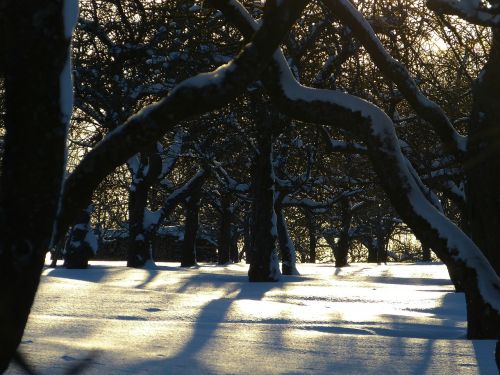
[248,117,280,282]
[465,29,500,277]
[224,0,500,338]
[0,1,76,371]
[276,199,299,275]
[180,187,202,267]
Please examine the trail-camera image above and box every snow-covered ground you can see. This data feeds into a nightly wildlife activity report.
[7,262,497,374]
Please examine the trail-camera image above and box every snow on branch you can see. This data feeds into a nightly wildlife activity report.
[282,189,362,211]
[322,0,467,157]
[320,126,368,154]
[143,169,207,233]
[159,129,185,180]
[78,18,114,48]
[214,0,500,314]
[427,0,500,26]
[211,161,250,193]
[58,0,309,240]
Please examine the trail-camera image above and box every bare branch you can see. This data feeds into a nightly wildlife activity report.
[427,0,500,26]
[323,0,467,158]
[57,0,309,240]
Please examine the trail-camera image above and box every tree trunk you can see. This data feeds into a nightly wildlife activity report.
[444,261,465,292]
[376,240,387,264]
[334,199,351,267]
[218,193,231,265]
[64,206,95,269]
[422,245,431,262]
[465,29,500,276]
[229,227,240,263]
[243,213,252,264]
[180,189,202,267]
[127,150,161,268]
[306,210,316,263]
[49,239,65,268]
[367,239,378,263]
[362,127,500,338]
[276,200,299,275]
[0,1,74,370]
[127,175,150,267]
[248,116,280,282]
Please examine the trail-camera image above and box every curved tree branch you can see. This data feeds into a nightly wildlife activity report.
[213,0,500,336]
[323,0,467,158]
[56,0,309,241]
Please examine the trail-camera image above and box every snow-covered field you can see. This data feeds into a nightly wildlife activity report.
[7,262,498,374]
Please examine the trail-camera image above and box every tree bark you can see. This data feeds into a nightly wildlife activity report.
[229,228,240,263]
[217,0,500,338]
[276,199,299,275]
[422,245,431,262]
[306,210,317,263]
[180,188,202,267]
[465,29,500,276]
[0,1,73,370]
[217,193,232,265]
[248,115,281,282]
[242,212,252,264]
[333,199,352,267]
[63,206,95,269]
[367,240,378,263]
[127,150,161,268]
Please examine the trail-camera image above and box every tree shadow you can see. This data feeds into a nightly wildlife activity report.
[472,340,498,375]
[44,266,112,283]
[354,276,452,286]
[124,280,278,374]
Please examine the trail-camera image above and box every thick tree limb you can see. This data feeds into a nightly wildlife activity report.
[214,0,500,337]
[56,0,309,242]
[323,0,467,158]
[427,0,500,26]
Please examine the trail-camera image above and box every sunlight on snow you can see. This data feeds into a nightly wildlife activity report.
[12,262,494,374]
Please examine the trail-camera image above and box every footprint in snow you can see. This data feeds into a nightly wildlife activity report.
[61,355,76,361]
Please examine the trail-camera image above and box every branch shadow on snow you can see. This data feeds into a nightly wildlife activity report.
[44,266,112,283]
[173,270,315,295]
[123,279,280,374]
[357,276,452,286]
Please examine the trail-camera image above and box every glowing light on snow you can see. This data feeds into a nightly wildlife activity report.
[25,262,494,374]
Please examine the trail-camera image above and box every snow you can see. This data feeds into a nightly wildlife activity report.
[62,0,79,38]
[189,4,201,13]
[53,0,79,246]
[127,155,140,175]
[428,0,500,26]
[276,52,391,135]
[59,0,79,124]
[252,6,500,312]
[84,228,98,254]
[143,209,162,230]
[9,262,497,374]
[176,62,237,90]
[59,57,73,125]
